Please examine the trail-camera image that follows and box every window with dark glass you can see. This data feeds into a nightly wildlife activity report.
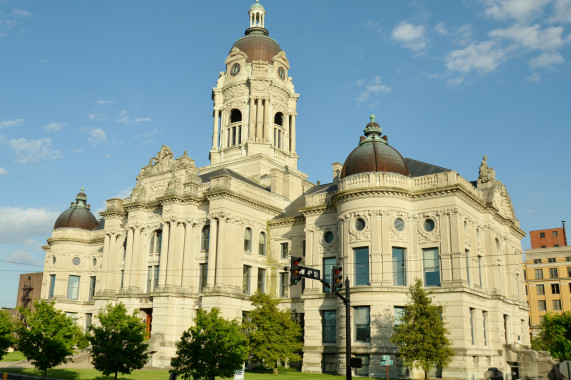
[322,310,336,343]
[279,272,288,298]
[257,268,266,292]
[354,306,370,342]
[423,248,441,286]
[539,232,545,238]
[553,300,562,310]
[201,225,210,251]
[534,259,542,264]
[199,263,207,291]
[48,274,56,299]
[354,354,370,377]
[280,242,288,259]
[244,228,252,252]
[147,266,153,293]
[392,247,406,286]
[537,284,545,295]
[535,269,543,279]
[153,265,159,289]
[354,247,369,285]
[323,257,336,292]
[258,232,266,256]
[120,270,124,289]
[149,230,162,254]
[553,231,558,237]
[548,258,556,263]
[89,276,96,301]
[550,268,559,279]
[551,283,560,294]
[243,265,251,295]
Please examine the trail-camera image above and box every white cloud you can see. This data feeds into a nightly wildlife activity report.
[5,250,44,267]
[392,22,427,52]
[88,112,109,121]
[356,76,392,103]
[529,52,565,68]
[551,0,571,23]
[527,72,541,81]
[1,135,63,163]
[481,0,550,22]
[117,110,152,125]
[446,77,465,86]
[435,22,448,35]
[446,41,507,74]
[0,167,9,175]
[0,118,23,129]
[490,24,569,51]
[12,9,32,17]
[81,127,107,145]
[45,121,66,132]
[0,206,59,244]
[71,148,82,154]
[95,99,115,105]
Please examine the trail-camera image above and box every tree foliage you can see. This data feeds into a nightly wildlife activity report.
[170,308,248,380]
[16,300,83,380]
[0,309,14,361]
[87,303,149,380]
[533,311,571,361]
[246,291,303,375]
[391,279,454,380]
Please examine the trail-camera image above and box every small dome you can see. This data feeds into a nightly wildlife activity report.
[340,115,410,179]
[53,188,99,231]
[232,35,281,63]
[250,1,265,11]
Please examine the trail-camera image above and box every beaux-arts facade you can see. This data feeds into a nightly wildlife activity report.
[41,2,530,378]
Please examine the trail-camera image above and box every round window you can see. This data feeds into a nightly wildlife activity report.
[355,218,366,231]
[423,219,435,232]
[324,231,334,243]
[394,218,405,231]
[72,257,81,265]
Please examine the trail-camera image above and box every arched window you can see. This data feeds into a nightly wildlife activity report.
[244,228,252,252]
[259,232,266,256]
[201,225,210,251]
[274,112,284,126]
[230,109,242,123]
[149,230,162,254]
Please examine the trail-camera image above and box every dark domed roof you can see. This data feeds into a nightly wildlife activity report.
[341,116,410,179]
[53,188,99,231]
[233,35,281,63]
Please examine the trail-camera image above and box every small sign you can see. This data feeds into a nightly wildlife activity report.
[298,266,321,280]
[380,360,393,366]
[381,355,390,360]
[234,364,245,380]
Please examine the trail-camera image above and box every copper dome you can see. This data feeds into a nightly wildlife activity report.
[340,116,410,179]
[232,32,281,63]
[53,188,99,231]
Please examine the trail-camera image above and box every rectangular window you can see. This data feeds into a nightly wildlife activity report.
[147,266,153,293]
[322,310,336,343]
[323,257,336,292]
[279,272,288,298]
[466,250,471,287]
[550,268,559,279]
[280,242,288,259]
[48,274,56,299]
[568,267,571,277]
[199,263,207,291]
[553,300,562,311]
[535,269,544,279]
[553,231,558,237]
[354,306,370,342]
[153,265,159,289]
[394,306,405,327]
[302,240,306,257]
[540,232,545,238]
[423,248,441,286]
[551,283,560,294]
[120,270,124,290]
[470,308,476,345]
[566,257,571,262]
[257,268,266,293]
[243,265,251,294]
[89,276,96,301]
[67,275,80,300]
[534,259,542,264]
[354,247,370,285]
[538,300,547,311]
[354,354,370,377]
[542,245,547,248]
[478,255,483,287]
[392,247,406,286]
[85,313,92,330]
[537,284,545,295]
[483,311,488,346]
[548,258,556,263]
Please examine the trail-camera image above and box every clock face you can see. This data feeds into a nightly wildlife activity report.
[278,67,285,80]
[230,63,240,76]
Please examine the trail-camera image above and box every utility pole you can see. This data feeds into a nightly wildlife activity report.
[344,277,351,380]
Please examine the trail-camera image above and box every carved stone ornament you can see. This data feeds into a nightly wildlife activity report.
[416,212,440,243]
[251,80,270,92]
[478,155,496,184]
[348,214,371,242]
[493,186,514,220]
[464,219,472,247]
[270,86,289,105]
[389,213,409,242]
[319,225,339,253]
[223,84,248,99]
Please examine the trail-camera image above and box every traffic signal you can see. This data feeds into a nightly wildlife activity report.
[331,265,343,293]
[290,256,302,285]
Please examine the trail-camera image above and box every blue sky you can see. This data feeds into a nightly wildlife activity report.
[1,0,570,308]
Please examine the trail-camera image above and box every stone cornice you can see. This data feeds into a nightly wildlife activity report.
[268,215,305,228]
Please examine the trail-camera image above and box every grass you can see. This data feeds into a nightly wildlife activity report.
[1,351,25,362]
[0,368,346,380]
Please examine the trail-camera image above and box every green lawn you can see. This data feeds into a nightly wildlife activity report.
[0,368,346,380]
[1,351,25,362]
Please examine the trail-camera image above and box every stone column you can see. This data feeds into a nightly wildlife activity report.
[123,228,134,289]
[206,219,218,287]
[284,111,290,152]
[100,233,111,290]
[215,217,225,288]
[212,109,220,150]
[264,99,271,143]
[166,220,178,287]
[168,221,185,287]
[249,98,255,141]
[182,222,195,288]
[108,233,120,290]
[290,114,296,153]
[129,227,142,290]
[256,99,263,141]
[158,222,170,287]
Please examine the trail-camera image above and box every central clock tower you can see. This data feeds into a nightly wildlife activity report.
[203,1,307,197]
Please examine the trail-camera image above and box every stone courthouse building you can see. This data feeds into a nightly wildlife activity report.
[41,1,531,378]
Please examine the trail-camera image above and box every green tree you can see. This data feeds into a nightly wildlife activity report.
[87,303,149,380]
[391,279,454,380]
[0,309,14,361]
[533,311,571,361]
[246,291,303,375]
[170,308,248,380]
[16,300,83,380]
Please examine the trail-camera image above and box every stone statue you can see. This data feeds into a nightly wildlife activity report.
[478,155,495,183]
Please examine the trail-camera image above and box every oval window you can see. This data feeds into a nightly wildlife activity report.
[394,218,405,231]
[72,257,81,266]
[424,219,435,232]
[355,218,366,231]
[324,231,334,243]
